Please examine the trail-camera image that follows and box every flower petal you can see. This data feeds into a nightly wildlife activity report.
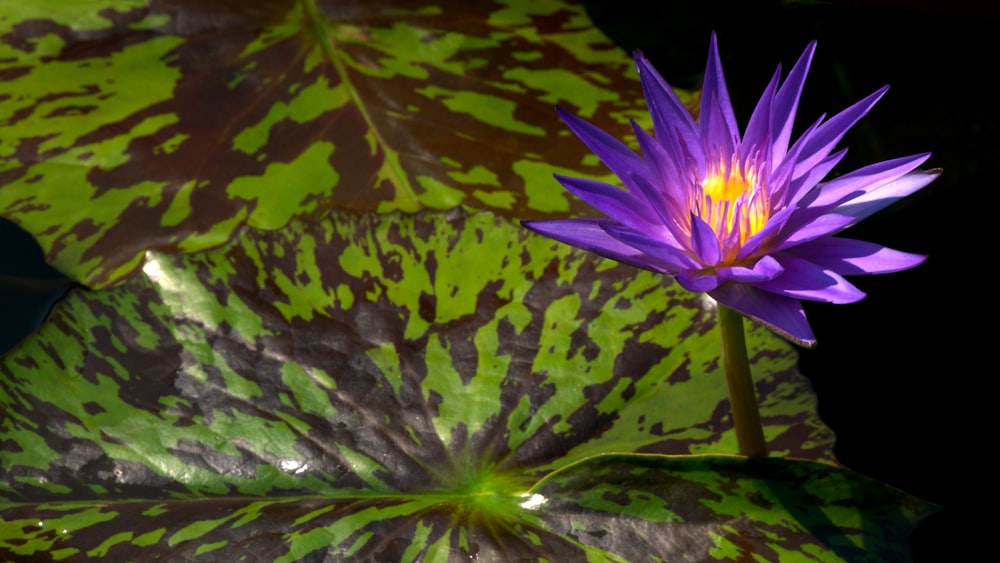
[700,32,740,148]
[770,41,816,166]
[601,223,699,271]
[625,166,689,246]
[780,148,847,208]
[791,86,888,179]
[554,174,658,230]
[524,34,935,353]
[777,166,939,250]
[555,107,649,193]
[701,94,738,159]
[709,282,816,347]
[743,68,780,157]
[690,214,722,266]
[633,51,700,159]
[803,153,931,209]
[774,212,855,249]
[767,114,826,205]
[754,255,866,304]
[775,157,936,250]
[737,205,797,260]
[521,218,670,273]
[631,118,686,203]
[718,255,784,282]
[821,168,939,226]
[677,271,721,292]
[783,237,926,275]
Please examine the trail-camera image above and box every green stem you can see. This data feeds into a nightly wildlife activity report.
[717,304,767,458]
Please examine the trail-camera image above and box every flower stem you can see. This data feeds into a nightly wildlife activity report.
[717,304,767,458]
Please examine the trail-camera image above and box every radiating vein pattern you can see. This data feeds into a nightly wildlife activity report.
[1,209,831,502]
[0,208,934,560]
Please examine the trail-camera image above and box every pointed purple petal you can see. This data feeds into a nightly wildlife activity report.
[601,223,698,271]
[709,283,816,347]
[677,271,721,292]
[522,218,670,273]
[781,148,847,207]
[830,169,939,226]
[774,212,855,250]
[631,118,685,200]
[554,174,659,230]
[776,160,937,250]
[736,205,797,261]
[718,255,784,282]
[626,167,690,246]
[743,68,780,155]
[701,90,738,157]
[770,41,816,165]
[633,50,700,157]
[804,153,931,209]
[700,33,740,145]
[768,114,826,205]
[556,106,648,192]
[790,86,888,179]
[783,237,927,275]
[755,255,866,304]
[690,214,722,265]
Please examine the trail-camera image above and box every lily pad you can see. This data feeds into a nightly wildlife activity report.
[0,209,833,499]
[0,0,654,288]
[0,1,936,560]
[0,209,931,561]
[0,453,931,561]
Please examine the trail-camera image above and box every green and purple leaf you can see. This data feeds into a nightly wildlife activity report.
[1,209,834,500]
[0,0,652,288]
[1,210,930,560]
[1,0,933,560]
[0,455,931,561]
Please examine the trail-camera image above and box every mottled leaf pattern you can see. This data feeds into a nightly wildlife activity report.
[0,0,652,288]
[1,0,933,560]
[1,210,930,560]
[530,455,933,562]
[0,455,931,561]
[1,210,830,499]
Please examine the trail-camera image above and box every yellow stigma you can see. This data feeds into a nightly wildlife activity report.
[696,155,770,259]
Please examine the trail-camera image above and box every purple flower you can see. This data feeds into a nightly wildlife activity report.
[523,34,938,346]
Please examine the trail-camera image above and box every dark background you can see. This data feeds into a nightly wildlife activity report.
[2,0,996,561]
[586,0,997,561]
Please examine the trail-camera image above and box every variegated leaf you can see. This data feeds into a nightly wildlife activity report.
[0,209,883,560]
[0,454,932,561]
[0,0,668,288]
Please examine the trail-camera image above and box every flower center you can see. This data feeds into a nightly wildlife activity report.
[702,166,750,203]
[695,154,770,260]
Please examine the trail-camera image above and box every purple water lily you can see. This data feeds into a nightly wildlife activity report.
[523,34,938,346]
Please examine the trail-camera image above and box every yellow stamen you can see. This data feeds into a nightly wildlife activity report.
[696,155,770,260]
[703,166,751,202]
